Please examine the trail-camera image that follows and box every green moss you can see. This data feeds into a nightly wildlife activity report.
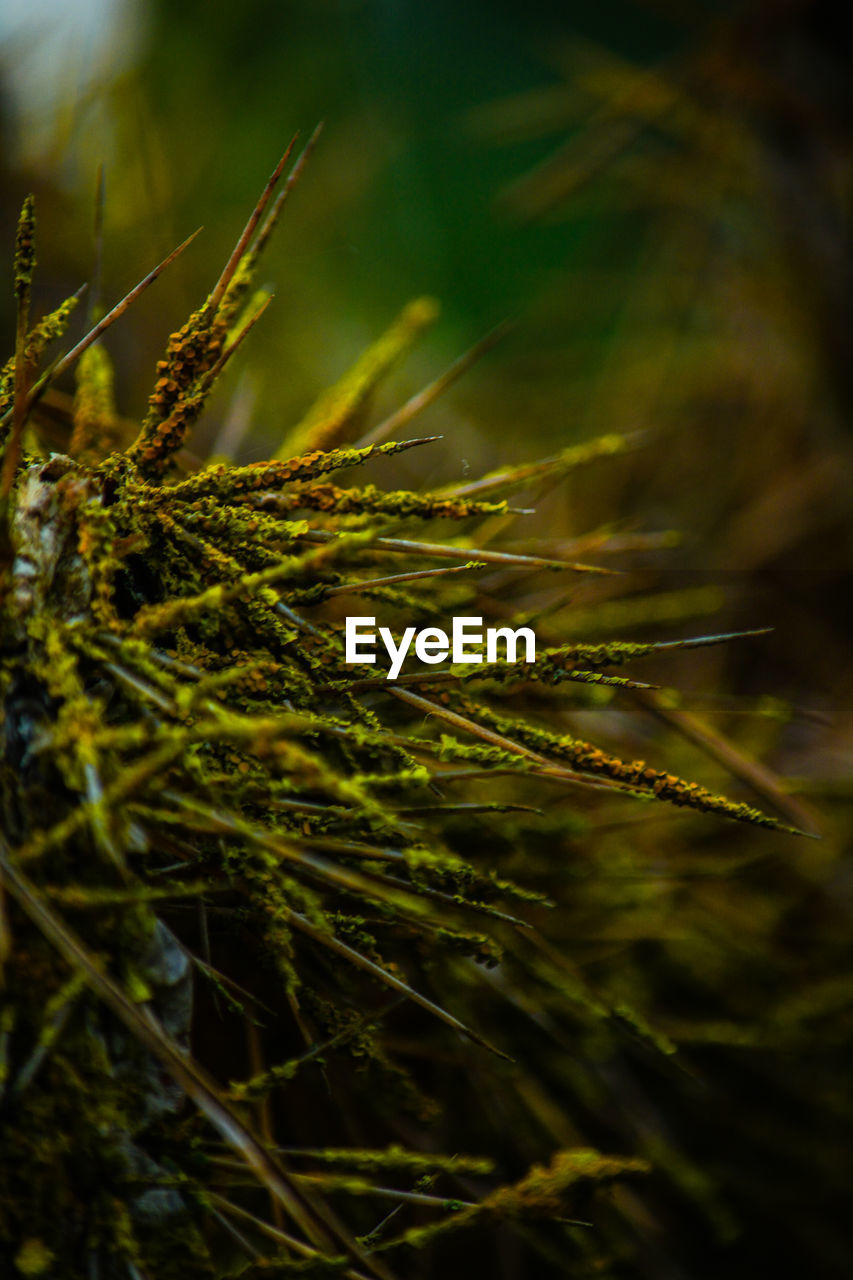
[0,148,813,1279]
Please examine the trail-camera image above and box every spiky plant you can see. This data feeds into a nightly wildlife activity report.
[0,136,808,1280]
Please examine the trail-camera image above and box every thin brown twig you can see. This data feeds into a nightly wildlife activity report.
[356,321,511,449]
[207,137,298,312]
[0,231,202,438]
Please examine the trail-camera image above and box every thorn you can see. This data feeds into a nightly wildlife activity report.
[6,228,203,432]
[203,291,274,386]
[357,319,512,449]
[207,138,299,312]
[654,627,774,651]
[252,122,325,261]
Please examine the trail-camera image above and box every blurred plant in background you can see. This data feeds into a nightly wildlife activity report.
[1,1,852,1277]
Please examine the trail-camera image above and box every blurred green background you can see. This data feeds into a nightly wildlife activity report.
[2,0,851,759]
[2,1,853,1275]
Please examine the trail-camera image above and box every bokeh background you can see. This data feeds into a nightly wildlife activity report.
[2,0,852,679]
[2,1,852,1276]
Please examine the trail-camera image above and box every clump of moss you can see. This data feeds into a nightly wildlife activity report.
[0,138,806,1278]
